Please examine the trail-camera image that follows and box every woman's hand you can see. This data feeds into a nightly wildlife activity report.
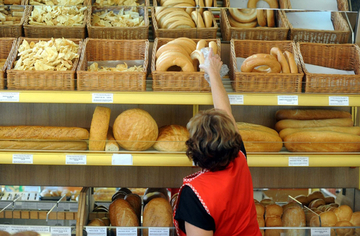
[199,47,223,77]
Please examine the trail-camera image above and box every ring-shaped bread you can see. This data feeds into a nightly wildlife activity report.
[283,51,298,73]
[241,53,281,73]
[270,47,290,73]
[156,51,195,72]
[229,8,257,23]
[247,0,279,8]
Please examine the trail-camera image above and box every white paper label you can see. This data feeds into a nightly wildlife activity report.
[51,227,72,236]
[116,227,137,236]
[38,202,54,210]
[12,154,33,164]
[311,228,331,236]
[228,95,244,105]
[329,96,349,106]
[149,228,169,236]
[0,92,19,102]
[0,225,12,233]
[112,154,133,165]
[278,95,298,105]
[289,156,309,166]
[12,225,50,233]
[66,155,87,165]
[86,227,107,236]
[92,93,113,103]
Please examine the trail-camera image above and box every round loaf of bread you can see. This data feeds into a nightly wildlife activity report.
[334,205,353,222]
[282,205,306,236]
[109,198,139,226]
[89,106,111,151]
[350,211,360,235]
[310,211,337,227]
[143,198,173,236]
[153,125,189,152]
[113,109,158,151]
[335,221,354,236]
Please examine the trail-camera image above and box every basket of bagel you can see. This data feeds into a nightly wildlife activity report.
[296,42,360,94]
[229,39,303,93]
[151,37,220,91]
[279,0,349,11]
[0,38,16,89]
[152,0,218,39]
[220,7,289,41]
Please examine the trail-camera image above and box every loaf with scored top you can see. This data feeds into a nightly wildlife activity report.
[275,118,353,132]
[276,109,352,120]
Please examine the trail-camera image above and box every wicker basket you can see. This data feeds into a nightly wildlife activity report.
[77,38,149,91]
[23,6,88,39]
[279,0,349,11]
[87,6,149,39]
[297,42,360,94]
[151,1,218,39]
[151,38,221,92]
[220,9,289,42]
[7,38,83,90]
[0,6,28,38]
[26,0,91,5]
[91,0,149,6]
[230,39,303,93]
[282,11,351,44]
[0,38,17,90]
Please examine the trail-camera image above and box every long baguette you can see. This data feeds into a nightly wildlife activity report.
[0,141,87,150]
[284,131,360,152]
[237,122,279,137]
[279,126,360,140]
[105,129,119,152]
[276,109,352,120]
[0,126,89,140]
[239,129,283,152]
[275,118,353,132]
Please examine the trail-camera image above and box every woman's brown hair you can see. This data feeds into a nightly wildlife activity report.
[186,109,243,171]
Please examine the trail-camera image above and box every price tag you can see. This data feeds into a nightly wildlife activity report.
[112,154,133,165]
[12,154,33,164]
[51,227,72,236]
[311,228,331,236]
[92,93,113,103]
[116,227,137,236]
[12,226,50,233]
[85,227,107,236]
[38,202,55,210]
[149,227,170,236]
[329,96,349,106]
[0,225,12,233]
[26,202,38,210]
[14,202,23,209]
[0,202,9,208]
[288,156,309,166]
[0,92,19,102]
[228,95,244,105]
[277,95,298,105]
[66,155,87,165]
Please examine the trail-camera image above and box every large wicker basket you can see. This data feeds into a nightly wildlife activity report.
[220,9,289,42]
[91,0,149,6]
[7,38,83,90]
[0,38,17,89]
[77,38,149,91]
[151,38,221,92]
[282,11,351,44]
[23,6,88,39]
[151,2,218,39]
[297,42,360,94]
[230,39,303,93]
[87,6,149,39]
[279,0,349,11]
[0,6,28,38]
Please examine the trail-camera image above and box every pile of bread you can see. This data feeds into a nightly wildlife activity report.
[93,0,142,7]
[276,109,360,152]
[88,62,143,72]
[241,47,298,74]
[0,6,23,26]
[29,6,87,26]
[91,8,145,28]
[155,37,218,72]
[29,0,83,5]
[40,188,80,201]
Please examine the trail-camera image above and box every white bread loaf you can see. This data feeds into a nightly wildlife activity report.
[275,118,353,132]
[282,205,306,236]
[109,198,139,226]
[279,126,360,139]
[276,109,351,120]
[153,125,189,152]
[0,140,87,150]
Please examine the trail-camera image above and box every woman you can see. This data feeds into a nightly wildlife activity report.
[173,49,261,236]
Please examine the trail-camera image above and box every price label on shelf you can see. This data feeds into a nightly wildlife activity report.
[311,228,331,236]
[329,96,349,106]
[228,95,244,105]
[12,154,33,164]
[0,92,19,102]
[0,225,12,233]
[149,227,170,236]
[12,226,50,233]
[116,227,137,236]
[92,93,113,103]
[66,155,87,165]
[51,227,71,236]
[112,154,133,165]
[278,95,298,105]
[288,156,309,166]
[85,227,107,236]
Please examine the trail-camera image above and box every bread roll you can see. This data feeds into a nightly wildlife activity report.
[113,109,158,151]
[310,211,337,227]
[153,125,189,152]
[105,128,119,152]
[0,140,87,150]
[282,205,306,236]
[275,118,353,132]
[334,205,353,222]
[265,204,283,219]
[261,199,275,206]
[255,203,265,217]
[350,211,360,235]
[109,198,139,226]
[89,106,111,151]
[276,109,352,120]
[143,198,173,236]
[257,216,265,227]
[0,126,89,140]
[305,208,321,226]
[284,131,360,152]
[335,221,354,236]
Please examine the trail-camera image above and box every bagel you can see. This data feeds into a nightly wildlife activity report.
[203,10,213,27]
[241,54,281,73]
[205,0,212,7]
[159,10,192,27]
[162,0,195,7]
[229,8,257,23]
[155,8,184,21]
[191,50,205,71]
[270,47,290,73]
[169,38,196,53]
[156,51,195,72]
[167,18,196,29]
[257,9,267,26]
[228,15,257,28]
[247,0,279,8]
[209,41,218,55]
[156,43,191,60]
[196,39,207,50]
[191,11,205,28]
[163,16,193,29]
[252,65,270,73]
[283,51,298,74]
[266,9,275,27]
